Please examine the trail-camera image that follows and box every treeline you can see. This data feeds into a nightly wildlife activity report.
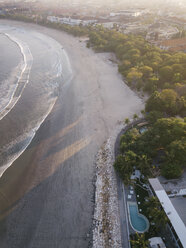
[1,14,186,119]
[87,26,186,118]
[1,13,186,179]
[0,13,91,36]
[114,118,186,181]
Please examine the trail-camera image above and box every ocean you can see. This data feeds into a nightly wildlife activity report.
[0,24,72,177]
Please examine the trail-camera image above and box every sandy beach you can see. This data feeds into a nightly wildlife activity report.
[0,20,144,248]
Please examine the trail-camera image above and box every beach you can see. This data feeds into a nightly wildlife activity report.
[0,20,144,248]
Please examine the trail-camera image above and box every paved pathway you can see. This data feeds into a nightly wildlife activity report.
[117,175,131,248]
[114,118,146,248]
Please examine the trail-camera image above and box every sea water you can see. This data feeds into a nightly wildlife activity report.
[0,25,72,177]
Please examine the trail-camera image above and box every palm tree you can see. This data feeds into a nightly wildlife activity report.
[141,109,145,116]
[145,197,160,212]
[133,113,138,121]
[153,208,168,230]
[124,118,130,125]
[138,154,150,176]
[131,233,150,248]
[145,197,168,231]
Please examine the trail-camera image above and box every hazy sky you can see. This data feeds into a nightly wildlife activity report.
[37,0,186,3]
[5,0,186,7]
[35,0,186,8]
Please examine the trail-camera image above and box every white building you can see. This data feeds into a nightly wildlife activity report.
[110,10,143,18]
[149,178,186,248]
[47,16,96,26]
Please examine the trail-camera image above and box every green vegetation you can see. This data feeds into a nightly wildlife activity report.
[114,118,186,181]
[2,13,185,180]
[146,88,185,117]
[124,117,130,125]
[86,26,186,119]
[144,196,168,236]
[130,195,168,246]
[1,14,186,119]
[130,233,150,248]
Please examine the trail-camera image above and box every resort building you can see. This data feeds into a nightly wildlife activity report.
[149,178,186,248]
[47,16,96,26]
[110,10,143,18]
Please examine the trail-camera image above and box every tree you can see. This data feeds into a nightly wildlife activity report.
[149,118,186,148]
[145,91,162,113]
[120,128,139,147]
[114,154,134,184]
[127,48,141,57]
[137,154,151,176]
[131,233,150,248]
[125,150,138,165]
[133,113,139,121]
[173,73,183,83]
[145,196,160,209]
[124,118,130,125]
[127,68,143,84]
[141,109,145,115]
[160,89,178,115]
[145,197,168,231]
[143,76,159,93]
[140,65,153,78]
[146,111,164,123]
[172,64,184,74]
[118,60,131,76]
[161,159,183,179]
[167,139,186,166]
[159,66,173,82]
[177,96,186,117]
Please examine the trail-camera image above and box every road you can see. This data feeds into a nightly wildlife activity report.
[0,21,144,248]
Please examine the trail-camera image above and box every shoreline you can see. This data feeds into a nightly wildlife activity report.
[0,32,33,121]
[0,20,144,248]
[0,25,73,178]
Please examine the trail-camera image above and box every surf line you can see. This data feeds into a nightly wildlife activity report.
[0,32,33,121]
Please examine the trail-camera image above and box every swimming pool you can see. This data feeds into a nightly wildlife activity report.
[128,202,149,233]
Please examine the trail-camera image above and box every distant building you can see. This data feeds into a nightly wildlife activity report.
[110,10,142,18]
[47,15,96,26]
[158,37,186,52]
[146,23,179,41]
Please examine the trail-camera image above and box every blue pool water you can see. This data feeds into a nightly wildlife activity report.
[128,202,149,233]
[139,126,148,134]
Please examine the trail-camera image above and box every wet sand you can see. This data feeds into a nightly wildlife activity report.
[0,20,144,248]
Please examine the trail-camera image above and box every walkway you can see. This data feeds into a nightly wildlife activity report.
[115,118,146,248]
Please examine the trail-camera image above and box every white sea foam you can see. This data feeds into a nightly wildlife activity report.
[0,32,33,120]
[0,62,22,111]
[0,26,73,178]
[0,96,58,177]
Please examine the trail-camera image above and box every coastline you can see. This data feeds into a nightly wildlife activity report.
[0,32,33,121]
[0,20,144,248]
[0,25,73,178]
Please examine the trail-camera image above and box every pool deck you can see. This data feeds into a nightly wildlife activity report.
[116,175,131,248]
[127,201,149,233]
[115,118,147,248]
[125,186,137,234]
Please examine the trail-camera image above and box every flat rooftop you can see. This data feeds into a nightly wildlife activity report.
[149,178,186,248]
[171,197,186,226]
